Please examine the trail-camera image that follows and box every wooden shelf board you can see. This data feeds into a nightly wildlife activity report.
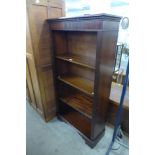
[60,93,93,119]
[52,29,101,32]
[58,75,94,97]
[59,111,91,138]
[56,54,95,70]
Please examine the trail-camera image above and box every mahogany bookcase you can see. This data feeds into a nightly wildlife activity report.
[47,14,121,147]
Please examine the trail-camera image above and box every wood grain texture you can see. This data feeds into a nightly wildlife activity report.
[53,31,96,82]
[26,11,44,113]
[60,92,93,118]
[48,14,121,147]
[26,82,31,102]
[27,55,44,113]
[60,111,91,138]
[58,74,94,97]
[26,59,37,108]
[31,0,48,6]
[92,29,120,139]
[26,0,65,121]
[27,4,52,66]
[67,31,97,60]
[47,7,63,19]
[37,68,56,117]
[56,53,95,69]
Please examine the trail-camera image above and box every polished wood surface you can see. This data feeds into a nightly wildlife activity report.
[60,92,93,118]
[48,13,120,31]
[61,111,91,138]
[92,30,120,139]
[27,4,52,65]
[26,59,37,108]
[56,59,95,81]
[58,75,94,97]
[26,0,65,121]
[26,11,43,114]
[38,68,56,118]
[56,53,95,69]
[67,31,97,60]
[48,14,121,147]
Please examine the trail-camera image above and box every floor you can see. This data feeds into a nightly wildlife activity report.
[26,103,129,155]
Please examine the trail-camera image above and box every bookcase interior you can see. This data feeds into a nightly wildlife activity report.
[53,31,97,69]
[53,30,97,138]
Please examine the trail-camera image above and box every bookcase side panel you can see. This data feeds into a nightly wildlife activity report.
[92,21,120,139]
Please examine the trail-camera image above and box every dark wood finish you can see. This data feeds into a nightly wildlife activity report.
[26,0,65,121]
[48,14,121,147]
[60,92,93,118]
[62,111,91,138]
[58,74,94,96]
[92,30,120,139]
[59,102,91,138]
[56,60,95,81]
[58,114,105,148]
[56,53,95,69]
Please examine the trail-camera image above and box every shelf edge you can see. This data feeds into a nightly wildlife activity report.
[59,98,92,119]
[57,77,94,97]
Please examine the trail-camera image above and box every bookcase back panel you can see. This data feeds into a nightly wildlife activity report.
[58,82,93,118]
[53,31,97,67]
[59,101,91,138]
[67,31,97,60]
[56,60,95,81]
[53,31,68,55]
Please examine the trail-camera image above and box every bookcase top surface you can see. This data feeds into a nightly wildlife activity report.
[47,13,122,22]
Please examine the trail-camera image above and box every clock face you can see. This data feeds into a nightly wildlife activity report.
[121,17,129,29]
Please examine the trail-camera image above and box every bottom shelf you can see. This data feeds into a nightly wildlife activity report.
[58,101,107,147]
[62,111,91,138]
[59,102,91,138]
[58,113,105,148]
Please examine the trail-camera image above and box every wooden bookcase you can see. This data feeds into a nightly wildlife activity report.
[26,0,65,121]
[47,14,121,147]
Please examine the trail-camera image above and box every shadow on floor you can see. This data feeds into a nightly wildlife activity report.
[26,103,129,155]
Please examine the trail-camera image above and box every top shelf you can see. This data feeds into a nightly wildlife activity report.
[56,53,96,70]
[52,29,101,32]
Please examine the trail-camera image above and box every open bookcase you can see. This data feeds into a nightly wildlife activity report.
[47,14,121,147]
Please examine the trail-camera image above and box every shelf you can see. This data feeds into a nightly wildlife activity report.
[58,75,94,97]
[60,111,91,138]
[56,54,95,69]
[60,93,93,119]
[52,29,101,32]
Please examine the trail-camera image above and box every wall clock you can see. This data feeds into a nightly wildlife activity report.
[121,17,129,29]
